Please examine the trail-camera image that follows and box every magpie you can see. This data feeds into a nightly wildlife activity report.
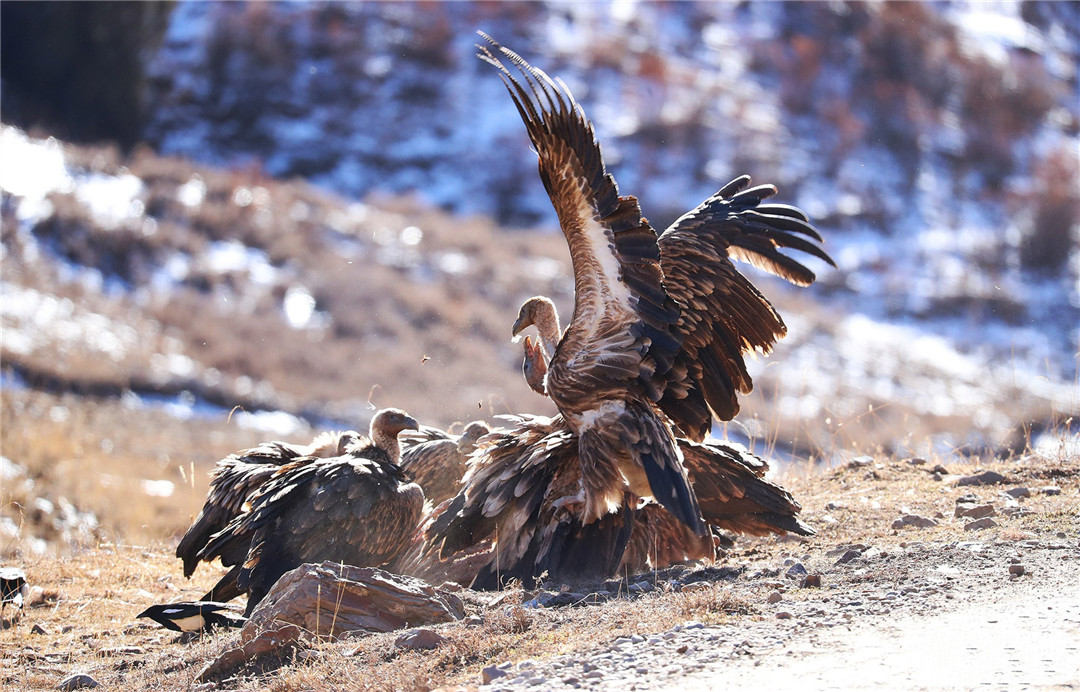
[1,566,29,614]
[137,601,247,632]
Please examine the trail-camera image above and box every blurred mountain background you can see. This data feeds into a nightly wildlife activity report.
[1,1,1077,551]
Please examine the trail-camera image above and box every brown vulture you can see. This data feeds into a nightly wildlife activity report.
[479,35,834,535]
[190,408,422,614]
[421,316,811,588]
[175,429,362,583]
[426,408,812,588]
[399,421,491,505]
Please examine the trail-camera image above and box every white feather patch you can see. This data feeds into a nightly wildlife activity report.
[577,195,634,310]
[580,400,627,429]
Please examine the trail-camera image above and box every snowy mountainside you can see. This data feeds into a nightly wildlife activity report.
[1,124,1075,462]
[2,1,1078,461]
[143,1,1079,376]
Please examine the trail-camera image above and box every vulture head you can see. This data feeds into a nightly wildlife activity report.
[369,408,420,463]
[457,421,492,453]
[511,296,562,358]
[521,335,549,396]
[307,430,364,457]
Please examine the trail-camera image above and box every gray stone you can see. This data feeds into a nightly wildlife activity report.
[835,549,863,564]
[766,590,783,604]
[1005,487,1031,499]
[57,674,99,691]
[785,562,808,580]
[680,581,711,593]
[394,628,447,651]
[892,514,938,529]
[464,614,483,626]
[30,624,47,635]
[776,611,794,620]
[964,517,999,531]
[957,471,1007,486]
[1039,486,1062,496]
[1008,564,1025,577]
[957,504,997,519]
[849,455,874,468]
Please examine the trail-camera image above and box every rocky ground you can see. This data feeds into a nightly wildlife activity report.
[2,447,1077,691]
[478,532,1079,691]
[468,454,1080,692]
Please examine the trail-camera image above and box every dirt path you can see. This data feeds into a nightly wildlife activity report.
[683,590,1080,691]
[482,531,1080,691]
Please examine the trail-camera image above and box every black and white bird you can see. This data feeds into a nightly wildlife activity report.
[1,566,29,616]
[137,601,247,633]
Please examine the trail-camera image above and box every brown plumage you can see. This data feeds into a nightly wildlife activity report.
[176,430,361,582]
[193,408,422,615]
[399,421,491,505]
[480,35,833,536]
[426,406,813,588]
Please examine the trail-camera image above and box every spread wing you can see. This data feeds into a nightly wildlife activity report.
[479,36,705,534]
[681,439,815,536]
[199,446,423,613]
[478,35,682,412]
[175,440,307,578]
[658,176,836,428]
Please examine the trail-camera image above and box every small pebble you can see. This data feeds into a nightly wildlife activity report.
[957,471,1006,487]
[57,674,99,691]
[956,504,996,520]
[964,517,999,531]
[766,590,783,604]
[1008,564,1025,577]
[892,514,938,530]
[31,624,48,635]
[802,574,822,588]
[393,628,447,651]
[776,611,793,620]
[464,614,483,626]
[1005,487,1031,499]
[1040,486,1062,496]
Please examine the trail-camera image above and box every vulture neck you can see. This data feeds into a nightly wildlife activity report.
[370,425,402,464]
[531,299,563,358]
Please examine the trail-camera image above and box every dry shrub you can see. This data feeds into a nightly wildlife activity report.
[1019,148,1080,273]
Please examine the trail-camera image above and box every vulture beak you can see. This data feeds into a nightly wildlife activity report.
[511,315,530,341]
[402,415,420,433]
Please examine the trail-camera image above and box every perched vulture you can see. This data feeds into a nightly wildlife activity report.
[192,408,422,614]
[399,421,491,505]
[176,430,362,582]
[479,35,834,534]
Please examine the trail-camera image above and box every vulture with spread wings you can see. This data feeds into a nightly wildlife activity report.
[185,408,422,614]
[479,35,834,535]
[421,334,813,589]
